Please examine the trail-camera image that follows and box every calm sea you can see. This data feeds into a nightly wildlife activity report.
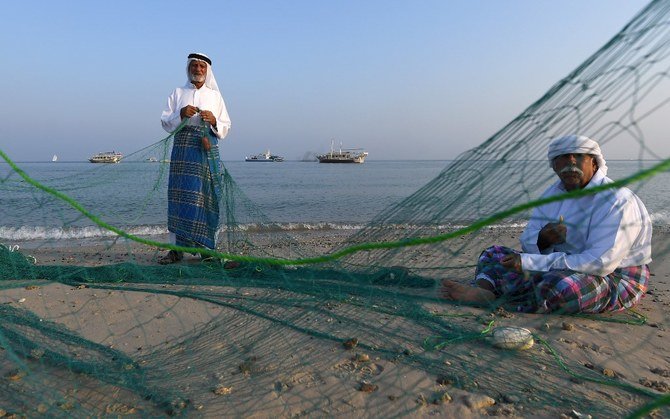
[1,160,668,242]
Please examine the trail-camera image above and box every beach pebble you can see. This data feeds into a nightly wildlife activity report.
[462,393,495,409]
[29,348,45,360]
[562,322,575,331]
[491,327,534,350]
[358,381,378,393]
[431,391,452,405]
[213,384,233,395]
[494,307,515,318]
[354,353,370,363]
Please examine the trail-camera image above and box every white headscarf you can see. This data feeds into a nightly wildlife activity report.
[186,52,220,92]
[547,134,608,176]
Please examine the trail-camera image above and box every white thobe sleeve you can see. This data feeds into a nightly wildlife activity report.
[161,90,183,133]
[211,94,231,139]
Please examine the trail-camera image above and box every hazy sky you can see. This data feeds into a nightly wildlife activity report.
[0,0,653,162]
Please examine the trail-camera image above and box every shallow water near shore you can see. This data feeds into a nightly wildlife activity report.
[1,159,669,244]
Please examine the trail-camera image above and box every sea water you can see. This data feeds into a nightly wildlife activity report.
[1,160,668,242]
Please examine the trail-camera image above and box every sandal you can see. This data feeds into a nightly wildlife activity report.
[223,260,242,269]
[158,250,183,265]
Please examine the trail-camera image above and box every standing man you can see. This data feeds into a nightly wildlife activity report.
[159,52,231,264]
[440,135,652,313]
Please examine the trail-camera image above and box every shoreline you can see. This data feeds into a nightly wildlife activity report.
[5,222,670,251]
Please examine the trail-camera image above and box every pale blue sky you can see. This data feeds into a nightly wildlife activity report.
[0,0,653,161]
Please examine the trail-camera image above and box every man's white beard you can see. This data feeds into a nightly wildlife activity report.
[190,74,205,83]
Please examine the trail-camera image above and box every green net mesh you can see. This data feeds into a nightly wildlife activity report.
[2,1,670,417]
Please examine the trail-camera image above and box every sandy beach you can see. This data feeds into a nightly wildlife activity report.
[1,228,669,417]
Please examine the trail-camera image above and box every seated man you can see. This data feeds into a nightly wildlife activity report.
[440,135,652,313]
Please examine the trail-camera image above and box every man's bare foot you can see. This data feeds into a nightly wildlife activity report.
[439,279,496,305]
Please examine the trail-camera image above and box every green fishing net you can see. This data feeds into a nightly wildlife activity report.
[2,1,670,417]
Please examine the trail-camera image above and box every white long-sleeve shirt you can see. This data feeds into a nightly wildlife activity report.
[519,169,652,275]
[160,82,231,139]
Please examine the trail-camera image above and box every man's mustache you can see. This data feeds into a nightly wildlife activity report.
[559,165,584,176]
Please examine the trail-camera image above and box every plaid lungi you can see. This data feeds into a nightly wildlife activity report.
[167,125,221,249]
[474,245,649,314]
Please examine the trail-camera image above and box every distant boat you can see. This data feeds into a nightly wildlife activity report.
[245,150,284,162]
[89,151,123,163]
[146,157,158,162]
[52,154,58,162]
[316,140,368,163]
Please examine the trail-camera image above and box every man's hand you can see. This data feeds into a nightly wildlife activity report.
[537,219,567,251]
[180,105,200,120]
[501,254,522,272]
[199,110,216,126]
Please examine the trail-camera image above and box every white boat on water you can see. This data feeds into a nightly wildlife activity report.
[245,150,284,162]
[316,140,367,163]
[89,151,123,163]
[52,154,58,162]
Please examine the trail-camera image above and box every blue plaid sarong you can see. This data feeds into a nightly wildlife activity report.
[167,125,222,249]
[474,245,649,314]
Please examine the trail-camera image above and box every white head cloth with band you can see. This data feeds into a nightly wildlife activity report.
[547,134,608,176]
[186,52,220,92]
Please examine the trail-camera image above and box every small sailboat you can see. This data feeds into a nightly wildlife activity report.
[52,154,58,162]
